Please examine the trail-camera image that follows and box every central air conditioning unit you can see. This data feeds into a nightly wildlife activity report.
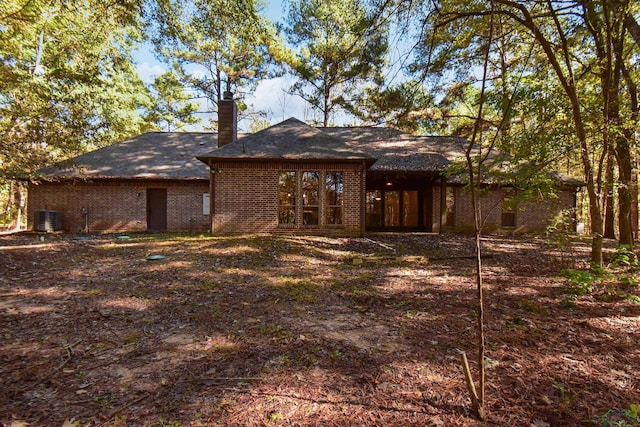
[34,210,62,232]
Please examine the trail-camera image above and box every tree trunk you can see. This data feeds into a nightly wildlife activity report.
[603,147,616,239]
[615,132,635,245]
[608,2,634,246]
[493,0,605,265]
[625,15,640,49]
[632,153,639,240]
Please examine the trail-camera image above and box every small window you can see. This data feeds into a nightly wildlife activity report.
[202,193,210,215]
[278,171,296,224]
[502,194,516,227]
[325,172,343,225]
[302,171,320,225]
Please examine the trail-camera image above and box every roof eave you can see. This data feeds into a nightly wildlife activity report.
[30,175,209,182]
[198,156,377,167]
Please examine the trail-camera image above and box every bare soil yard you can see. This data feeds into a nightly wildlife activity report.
[1,232,638,426]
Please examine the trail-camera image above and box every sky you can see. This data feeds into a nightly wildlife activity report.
[133,0,314,132]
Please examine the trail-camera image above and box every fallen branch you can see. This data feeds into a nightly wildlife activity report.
[14,339,83,392]
[100,392,150,425]
[461,352,485,421]
[364,238,396,251]
[186,377,265,382]
[430,254,494,260]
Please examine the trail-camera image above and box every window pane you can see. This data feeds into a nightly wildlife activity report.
[502,194,516,227]
[325,172,343,225]
[327,207,343,225]
[445,186,455,227]
[278,171,296,224]
[303,207,319,225]
[403,191,418,226]
[366,191,382,227]
[303,171,320,206]
[385,191,400,227]
[325,172,343,205]
[502,212,516,227]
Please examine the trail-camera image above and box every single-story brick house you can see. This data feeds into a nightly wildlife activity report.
[28,97,581,235]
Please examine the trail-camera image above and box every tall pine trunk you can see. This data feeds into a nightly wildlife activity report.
[603,147,616,239]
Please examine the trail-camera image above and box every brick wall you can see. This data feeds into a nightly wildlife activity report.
[212,162,366,235]
[432,184,442,233]
[446,185,576,232]
[27,180,210,232]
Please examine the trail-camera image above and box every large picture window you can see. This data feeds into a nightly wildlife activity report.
[302,171,320,225]
[278,171,296,224]
[325,172,343,225]
[278,170,345,227]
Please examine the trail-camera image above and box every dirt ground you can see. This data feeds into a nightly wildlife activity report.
[0,232,638,426]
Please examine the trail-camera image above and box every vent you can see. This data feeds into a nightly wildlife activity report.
[34,210,62,232]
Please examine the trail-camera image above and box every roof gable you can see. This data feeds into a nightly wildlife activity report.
[197,118,375,164]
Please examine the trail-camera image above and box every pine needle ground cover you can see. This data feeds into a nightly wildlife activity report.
[1,233,638,426]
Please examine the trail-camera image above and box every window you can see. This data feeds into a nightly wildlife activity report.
[385,191,400,226]
[366,190,382,227]
[202,193,210,215]
[325,172,343,225]
[303,171,320,225]
[278,171,296,224]
[403,191,419,226]
[445,186,456,227]
[501,193,516,227]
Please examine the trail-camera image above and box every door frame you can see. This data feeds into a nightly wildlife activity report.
[147,188,168,231]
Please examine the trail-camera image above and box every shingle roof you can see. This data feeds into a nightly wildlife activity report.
[35,132,214,180]
[197,118,376,165]
[321,127,469,172]
[32,119,583,188]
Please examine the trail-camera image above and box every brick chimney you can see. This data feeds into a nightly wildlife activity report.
[217,91,237,148]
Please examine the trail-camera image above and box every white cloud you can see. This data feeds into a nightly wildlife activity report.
[245,76,310,125]
[136,61,166,84]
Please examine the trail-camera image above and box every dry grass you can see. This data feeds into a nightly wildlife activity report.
[0,232,638,426]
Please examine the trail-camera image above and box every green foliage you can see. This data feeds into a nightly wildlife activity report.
[560,269,598,294]
[559,293,577,309]
[546,209,578,265]
[407,0,640,265]
[343,80,437,133]
[594,404,640,427]
[145,71,201,131]
[0,0,154,227]
[612,245,638,268]
[1,0,152,179]
[148,0,279,128]
[515,300,549,316]
[625,294,640,304]
[281,0,388,126]
[620,276,638,287]
[259,323,292,342]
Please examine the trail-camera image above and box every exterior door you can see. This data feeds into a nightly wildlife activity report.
[365,188,432,231]
[147,188,167,231]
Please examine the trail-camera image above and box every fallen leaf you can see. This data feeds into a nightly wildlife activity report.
[62,418,77,427]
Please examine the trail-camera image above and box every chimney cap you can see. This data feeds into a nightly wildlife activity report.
[223,90,234,100]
